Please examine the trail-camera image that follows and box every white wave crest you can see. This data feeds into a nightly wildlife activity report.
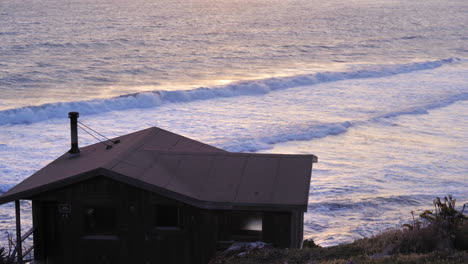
[0,58,460,126]
[375,92,468,120]
[222,121,353,152]
[220,91,468,152]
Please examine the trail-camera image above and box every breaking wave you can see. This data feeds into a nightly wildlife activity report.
[222,121,353,152]
[374,92,468,120]
[221,91,468,152]
[0,58,460,126]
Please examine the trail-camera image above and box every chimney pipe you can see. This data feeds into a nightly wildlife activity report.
[68,112,80,154]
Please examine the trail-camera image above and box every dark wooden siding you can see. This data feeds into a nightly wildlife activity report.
[31,176,302,264]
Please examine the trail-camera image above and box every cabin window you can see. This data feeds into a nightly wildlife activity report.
[155,205,180,229]
[230,212,263,241]
[84,206,116,235]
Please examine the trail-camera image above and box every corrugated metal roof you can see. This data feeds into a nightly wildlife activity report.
[0,127,317,209]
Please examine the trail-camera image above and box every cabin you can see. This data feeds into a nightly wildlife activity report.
[0,112,317,264]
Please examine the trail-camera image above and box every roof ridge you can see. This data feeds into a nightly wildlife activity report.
[104,127,161,170]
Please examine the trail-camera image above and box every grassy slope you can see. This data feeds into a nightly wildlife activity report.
[211,198,468,264]
[211,239,467,264]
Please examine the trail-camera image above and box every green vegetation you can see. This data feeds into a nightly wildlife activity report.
[210,197,467,264]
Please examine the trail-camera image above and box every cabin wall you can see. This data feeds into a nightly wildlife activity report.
[290,210,305,248]
[201,209,302,249]
[263,211,293,247]
[31,176,303,264]
[32,177,198,264]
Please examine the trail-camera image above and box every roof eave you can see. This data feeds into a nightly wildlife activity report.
[102,169,308,212]
[0,168,103,205]
[0,168,308,211]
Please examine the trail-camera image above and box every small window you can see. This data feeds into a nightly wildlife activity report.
[84,206,116,235]
[230,212,263,241]
[232,212,263,231]
[155,205,180,229]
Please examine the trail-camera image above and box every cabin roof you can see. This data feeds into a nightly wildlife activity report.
[0,127,317,210]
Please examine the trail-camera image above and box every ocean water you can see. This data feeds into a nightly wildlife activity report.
[0,0,467,247]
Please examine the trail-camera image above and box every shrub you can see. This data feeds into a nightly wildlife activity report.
[356,196,467,255]
[417,196,467,250]
[419,196,467,228]
[0,247,6,264]
[302,238,320,248]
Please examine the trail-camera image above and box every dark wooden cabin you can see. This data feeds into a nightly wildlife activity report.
[0,113,317,264]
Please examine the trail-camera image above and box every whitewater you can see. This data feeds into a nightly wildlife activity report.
[1,0,467,247]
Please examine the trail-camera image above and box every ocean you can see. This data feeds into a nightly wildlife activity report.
[0,0,467,247]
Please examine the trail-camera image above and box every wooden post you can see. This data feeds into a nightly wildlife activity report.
[15,200,22,264]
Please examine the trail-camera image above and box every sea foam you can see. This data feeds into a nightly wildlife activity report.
[221,92,468,153]
[0,58,460,126]
[222,121,353,152]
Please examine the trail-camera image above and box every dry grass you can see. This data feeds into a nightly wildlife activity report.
[211,243,467,264]
[355,224,459,255]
